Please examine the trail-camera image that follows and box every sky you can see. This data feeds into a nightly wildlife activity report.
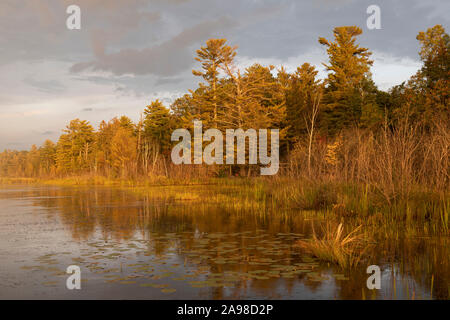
[0,0,448,151]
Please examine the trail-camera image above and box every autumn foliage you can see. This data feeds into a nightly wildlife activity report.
[0,25,448,190]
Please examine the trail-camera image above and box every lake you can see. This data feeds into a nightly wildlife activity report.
[0,184,448,299]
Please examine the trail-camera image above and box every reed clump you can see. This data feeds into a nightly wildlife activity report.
[296,222,370,269]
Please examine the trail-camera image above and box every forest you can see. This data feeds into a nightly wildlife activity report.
[0,25,448,209]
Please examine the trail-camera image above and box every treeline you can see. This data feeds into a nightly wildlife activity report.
[0,25,448,185]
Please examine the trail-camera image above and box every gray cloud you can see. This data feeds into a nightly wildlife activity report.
[155,76,185,87]
[0,0,449,151]
[23,78,66,93]
[70,16,236,77]
[0,0,162,65]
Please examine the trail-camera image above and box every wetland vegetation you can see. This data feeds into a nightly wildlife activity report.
[0,24,448,299]
[0,184,448,299]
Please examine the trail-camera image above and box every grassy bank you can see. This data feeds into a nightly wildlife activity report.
[0,175,212,187]
[266,179,448,230]
[1,175,448,232]
[1,174,447,271]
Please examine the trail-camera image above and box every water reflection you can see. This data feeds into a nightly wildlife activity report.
[0,185,448,299]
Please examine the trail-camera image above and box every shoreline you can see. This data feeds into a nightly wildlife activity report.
[1,176,448,233]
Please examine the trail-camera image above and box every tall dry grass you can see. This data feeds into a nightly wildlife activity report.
[296,222,369,269]
[287,118,449,195]
[284,116,449,226]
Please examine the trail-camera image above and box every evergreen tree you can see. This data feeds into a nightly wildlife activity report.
[416,25,449,120]
[40,140,56,176]
[286,63,322,144]
[143,100,173,153]
[389,25,449,125]
[191,39,237,129]
[111,126,137,178]
[56,119,95,173]
[319,26,378,134]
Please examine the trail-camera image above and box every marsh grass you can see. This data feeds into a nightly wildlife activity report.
[261,178,449,231]
[3,173,447,233]
[0,177,39,184]
[296,222,370,269]
[2,174,211,188]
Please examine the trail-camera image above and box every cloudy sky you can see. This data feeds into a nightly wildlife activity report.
[0,0,448,151]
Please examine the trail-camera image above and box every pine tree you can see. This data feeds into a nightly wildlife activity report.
[417,25,450,87]
[40,140,56,176]
[241,64,286,132]
[285,63,322,144]
[191,39,237,129]
[416,25,449,120]
[389,25,449,125]
[56,119,95,173]
[96,120,115,175]
[319,26,377,134]
[111,126,137,178]
[143,100,173,153]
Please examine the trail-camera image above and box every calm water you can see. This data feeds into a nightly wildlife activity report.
[0,184,448,300]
